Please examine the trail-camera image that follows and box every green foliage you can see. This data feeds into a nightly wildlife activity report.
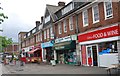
[0,36,13,52]
[0,3,8,24]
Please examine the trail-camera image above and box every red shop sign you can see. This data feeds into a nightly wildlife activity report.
[78,25,120,42]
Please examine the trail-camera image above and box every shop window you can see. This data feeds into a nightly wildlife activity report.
[26,52,29,57]
[99,41,118,55]
[30,54,34,57]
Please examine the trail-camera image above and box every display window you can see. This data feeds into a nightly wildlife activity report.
[98,41,118,55]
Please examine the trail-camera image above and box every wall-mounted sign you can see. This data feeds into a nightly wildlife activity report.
[55,35,77,43]
[78,25,120,42]
[41,41,54,48]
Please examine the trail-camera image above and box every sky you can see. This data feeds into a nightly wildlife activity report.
[0,0,71,42]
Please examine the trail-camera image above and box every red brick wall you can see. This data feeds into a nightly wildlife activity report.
[78,2,119,33]
[54,15,76,38]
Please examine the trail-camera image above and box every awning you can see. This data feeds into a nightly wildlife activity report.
[53,40,76,50]
[28,48,40,54]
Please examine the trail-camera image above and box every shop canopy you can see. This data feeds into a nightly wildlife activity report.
[28,48,40,54]
[53,40,76,50]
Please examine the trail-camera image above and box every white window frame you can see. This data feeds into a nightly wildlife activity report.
[45,15,50,23]
[47,29,49,38]
[63,20,67,33]
[58,22,62,34]
[92,4,99,24]
[62,3,73,15]
[44,30,46,39]
[28,32,30,36]
[50,27,53,39]
[40,33,42,41]
[82,10,88,27]
[69,16,73,30]
[104,0,113,20]
[32,29,36,33]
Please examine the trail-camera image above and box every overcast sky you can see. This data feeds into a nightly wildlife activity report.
[0,0,70,42]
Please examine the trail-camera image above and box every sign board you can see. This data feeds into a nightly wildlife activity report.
[55,35,77,43]
[41,41,54,48]
[78,25,120,42]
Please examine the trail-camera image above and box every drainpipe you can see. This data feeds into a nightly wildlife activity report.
[75,13,81,66]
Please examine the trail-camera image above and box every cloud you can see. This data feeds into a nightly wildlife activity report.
[2,13,35,42]
[1,0,71,42]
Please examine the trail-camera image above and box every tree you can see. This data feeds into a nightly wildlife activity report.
[0,3,8,24]
[0,36,13,52]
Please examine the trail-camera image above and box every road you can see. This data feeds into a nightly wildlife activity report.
[1,62,108,74]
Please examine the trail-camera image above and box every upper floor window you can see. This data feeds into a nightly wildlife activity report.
[62,3,73,15]
[92,5,99,23]
[83,10,88,27]
[47,29,49,38]
[69,16,73,30]
[28,32,30,36]
[40,33,42,41]
[63,20,67,33]
[104,0,113,19]
[24,35,26,38]
[50,27,53,39]
[32,29,36,34]
[36,35,38,42]
[45,15,50,23]
[44,30,46,39]
[58,22,62,34]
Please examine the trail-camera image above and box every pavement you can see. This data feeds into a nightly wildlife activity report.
[1,62,108,74]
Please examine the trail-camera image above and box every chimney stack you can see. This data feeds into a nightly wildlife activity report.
[58,1,65,6]
[41,16,43,23]
[35,21,40,27]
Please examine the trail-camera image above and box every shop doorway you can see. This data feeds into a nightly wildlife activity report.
[86,45,98,66]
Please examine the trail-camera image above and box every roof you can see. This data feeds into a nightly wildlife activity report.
[18,32,28,35]
[46,4,63,22]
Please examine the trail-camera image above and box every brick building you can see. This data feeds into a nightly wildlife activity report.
[4,42,19,54]
[18,0,120,67]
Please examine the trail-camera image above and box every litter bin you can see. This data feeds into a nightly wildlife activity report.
[51,60,56,66]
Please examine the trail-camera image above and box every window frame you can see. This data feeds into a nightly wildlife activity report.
[69,16,73,30]
[47,29,49,39]
[82,10,88,27]
[58,22,62,34]
[63,19,67,33]
[44,30,46,40]
[104,0,113,20]
[40,33,42,41]
[50,27,53,39]
[92,4,99,24]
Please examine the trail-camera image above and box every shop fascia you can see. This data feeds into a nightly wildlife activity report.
[41,41,54,48]
[78,24,120,44]
[54,35,77,50]
[55,35,77,44]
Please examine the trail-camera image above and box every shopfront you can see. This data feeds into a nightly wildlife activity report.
[78,24,120,67]
[53,36,77,65]
[41,41,54,63]
[27,45,42,63]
